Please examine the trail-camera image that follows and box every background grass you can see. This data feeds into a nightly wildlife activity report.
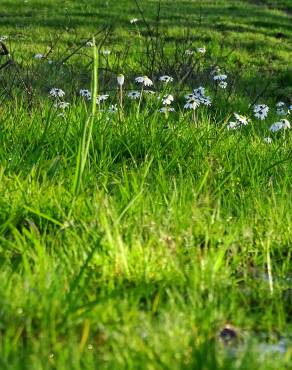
[0,1,292,369]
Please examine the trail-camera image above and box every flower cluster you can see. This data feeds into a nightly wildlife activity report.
[158,94,175,113]
[48,73,291,145]
[213,73,228,89]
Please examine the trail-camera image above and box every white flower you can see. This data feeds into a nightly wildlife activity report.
[234,113,249,126]
[144,90,155,95]
[276,101,285,108]
[108,104,118,113]
[159,107,175,113]
[277,108,286,116]
[269,119,290,132]
[130,18,139,24]
[162,94,174,105]
[100,49,111,55]
[211,67,221,75]
[213,74,227,81]
[218,81,228,89]
[117,74,125,86]
[34,53,44,59]
[96,94,109,104]
[197,47,206,54]
[253,104,269,120]
[127,91,141,99]
[263,137,272,144]
[159,75,173,83]
[281,119,290,129]
[227,113,249,130]
[49,88,65,98]
[79,89,91,100]
[269,122,282,132]
[54,101,70,109]
[200,97,212,106]
[276,102,287,115]
[227,121,241,130]
[135,76,153,86]
[184,100,199,110]
[193,86,205,97]
[86,41,94,47]
[185,50,194,55]
[185,87,211,106]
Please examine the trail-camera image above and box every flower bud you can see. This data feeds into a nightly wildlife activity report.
[117,74,125,86]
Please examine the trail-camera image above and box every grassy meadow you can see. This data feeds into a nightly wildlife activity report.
[0,0,292,369]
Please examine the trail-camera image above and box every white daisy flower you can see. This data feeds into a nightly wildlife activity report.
[100,49,111,55]
[227,113,249,130]
[54,101,70,109]
[281,119,291,129]
[218,81,228,89]
[185,87,211,107]
[193,86,205,97]
[199,97,212,106]
[253,104,269,120]
[130,18,139,24]
[269,122,283,132]
[227,121,241,130]
[79,89,91,100]
[159,75,173,83]
[34,53,44,59]
[127,91,141,99]
[159,107,175,113]
[263,137,272,144]
[211,67,221,75]
[197,47,206,54]
[96,94,109,104]
[144,90,155,95]
[162,94,174,105]
[184,100,199,110]
[269,119,290,132]
[108,104,118,113]
[49,88,65,98]
[234,113,249,126]
[135,76,153,86]
[276,101,285,108]
[277,109,287,116]
[276,101,287,115]
[213,74,227,81]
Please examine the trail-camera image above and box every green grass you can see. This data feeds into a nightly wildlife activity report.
[0,1,292,369]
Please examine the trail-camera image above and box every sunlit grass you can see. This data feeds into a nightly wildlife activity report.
[0,1,291,369]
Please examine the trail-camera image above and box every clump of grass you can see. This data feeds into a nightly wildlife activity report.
[0,1,291,369]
